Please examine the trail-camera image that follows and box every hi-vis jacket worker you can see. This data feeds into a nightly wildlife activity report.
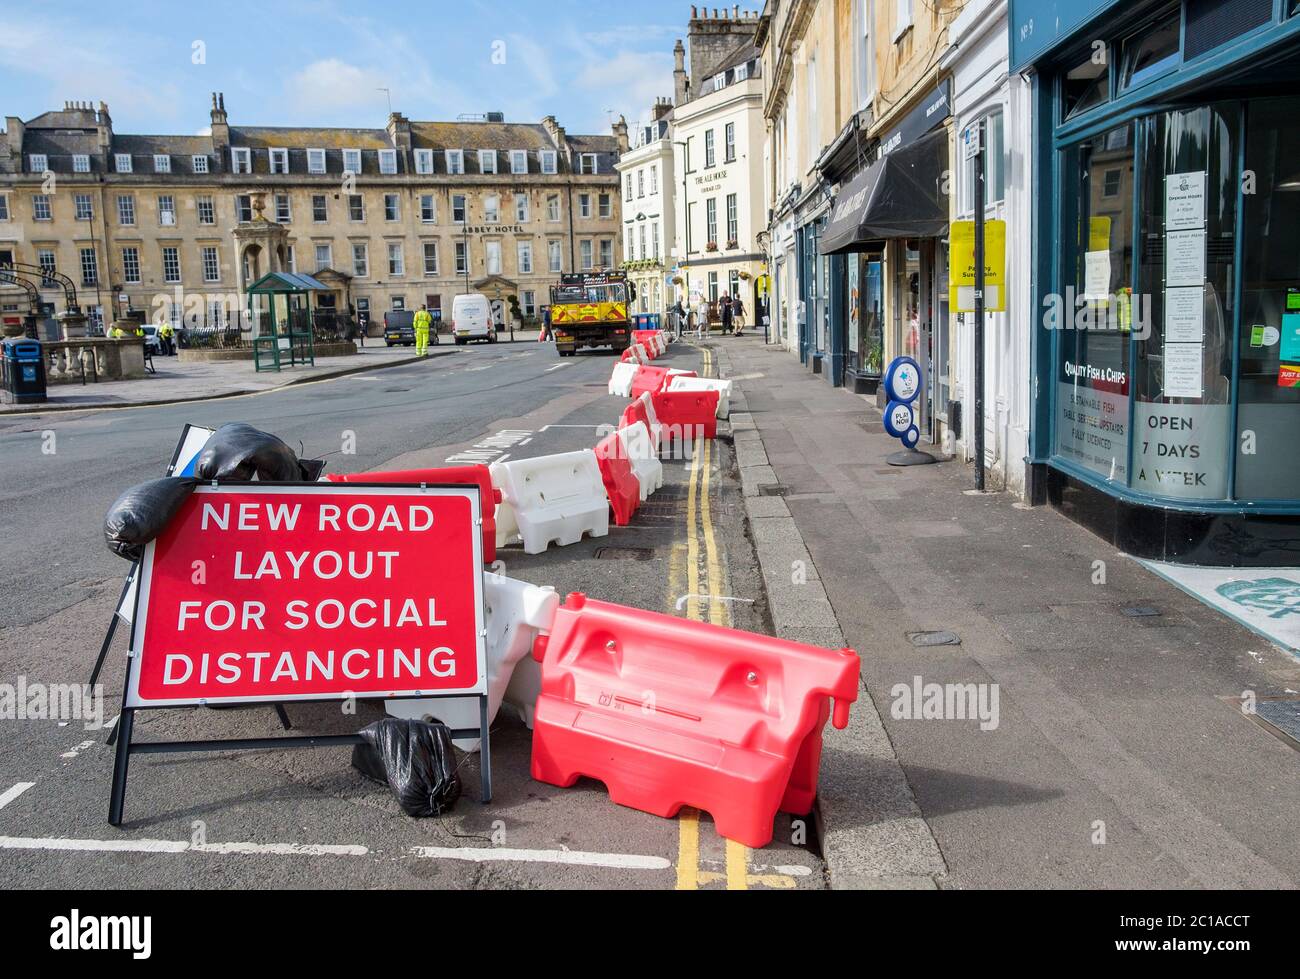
[414,305,433,357]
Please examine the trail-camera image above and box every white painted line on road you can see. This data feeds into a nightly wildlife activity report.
[409,846,671,870]
[545,364,571,372]
[60,740,96,760]
[194,842,369,857]
[0,783,35,810]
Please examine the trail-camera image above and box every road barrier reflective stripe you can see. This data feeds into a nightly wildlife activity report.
[620,393,664,454]
[609,362,639,398]
[490,451,609,555]
[593,430,642,527]
[617,422,664,501]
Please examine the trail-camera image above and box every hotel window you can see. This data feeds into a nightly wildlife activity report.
[122,247,140,284]
[275,194,291,223]
[197,195,215,225]
[269,148,289,174]
[479,150,497,174]
[705,130,716,168]
[511,150,528,174]
[421,194,437,223]
[578,193,592,219]
[38,250,56,286]
[486,240,502,275]
[154,154,171,173]
[117,195,135,226]
[639,225,647,260]
[384,193,400,221]
[231,147,251,174]
[192,154,209,174]
[423,242,438,276]
[343,148,362,174]
[115,153,132,173]
[729,269,741,298]
[236,195,253,222]
[706,198,718,245]
[735,62,749,81]
[73,194,93,221]
[517,241,533,275]
[80,247,98,286]
[726,193,738,243]
[348,195,365,221]
[548,240,562,272]
[307,148,327,174]
[578,153,599,175]
[312,195,328,222]
[446,149,464,175]
[652,221,660,258]
[162,246,181,283]
[522,290,536,317]
[650,165,658,194]
[484,194,500,224]
[456,241,469,275]
[599,193,612,218]
[286,246,296,273]
[637,169,645,197]
[453,194,467,223]
[627,227,636,257]
[547,194,561,222]
[202,246,220,283]
[388,242,404,276]
[73,154,90,173]
[32,194,52,221]
[315,244,332,270]
[158,195,176,226]
[625,173,634,201]
[580,239,593,270]
[541,150,557,174]
[0,195,9,221]
[352,243,368,277]
[515,192,530,223]
[725,123,736,162]
[708,271,719,301]
[599,239,613,268]
[29,154,48,172]
[379,149,398,175]
[415,148,434,174]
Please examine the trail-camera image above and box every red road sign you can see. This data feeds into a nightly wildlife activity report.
[125,484,487,709]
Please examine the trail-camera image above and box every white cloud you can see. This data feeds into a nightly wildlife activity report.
[285,59,391,114]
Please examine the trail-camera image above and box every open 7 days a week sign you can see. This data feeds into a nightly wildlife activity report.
[109,482,489,826]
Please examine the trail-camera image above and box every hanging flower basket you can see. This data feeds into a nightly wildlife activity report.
[739,270,751,281]
[706,241,719,252]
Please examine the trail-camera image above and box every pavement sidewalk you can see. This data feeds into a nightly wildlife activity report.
[714,335,1300,890]
[1,331,545,414]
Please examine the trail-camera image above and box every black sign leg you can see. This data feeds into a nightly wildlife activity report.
[479,695,492,804]
[108,708,135,828]
[274,704,293,731]
[89,574,133,688]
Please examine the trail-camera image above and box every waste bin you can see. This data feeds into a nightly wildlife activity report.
[1,338,47,404]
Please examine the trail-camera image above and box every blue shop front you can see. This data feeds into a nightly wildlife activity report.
[1016,0,1300,566]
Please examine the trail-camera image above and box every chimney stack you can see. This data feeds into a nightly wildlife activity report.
[209,92,230,160]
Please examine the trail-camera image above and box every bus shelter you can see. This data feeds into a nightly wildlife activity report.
[246,272,327,373]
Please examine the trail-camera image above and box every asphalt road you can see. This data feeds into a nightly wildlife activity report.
[0,339,823,890]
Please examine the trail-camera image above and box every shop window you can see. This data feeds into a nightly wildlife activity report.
[1063,52,1109,121]
[1235,96,1300,501]
[1133,104,1238,501]
[1119,10,1182,92]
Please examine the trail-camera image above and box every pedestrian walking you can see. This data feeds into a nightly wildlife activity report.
[721,293,734,336]
[694,296,709,339]
[733,295,746,336]
[671,299,686,340]
[540,305,553,342]
[414,304,433,357]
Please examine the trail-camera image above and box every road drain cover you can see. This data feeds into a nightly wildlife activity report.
[595,546,656,562]
[1256,701,1300,744]
[1121,606,1162,618]
[758,485,789,497]
[907,631,962,648]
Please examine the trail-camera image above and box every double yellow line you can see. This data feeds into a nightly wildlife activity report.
[670,346,749,890]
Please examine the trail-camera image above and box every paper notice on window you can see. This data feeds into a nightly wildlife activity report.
[1164,343,1204,400]
[1165,171,1207,232]
[1084,250,1111,305]
[1165,286,1205,343]
[1165,230,1206,288]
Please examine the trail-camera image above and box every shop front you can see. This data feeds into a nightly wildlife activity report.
[1017,0,1300,566]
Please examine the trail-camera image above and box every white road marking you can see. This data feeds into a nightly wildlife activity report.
[60,740,96,759]
[545,364,571,372]
[0,783,35,810]
[409,846,671,870]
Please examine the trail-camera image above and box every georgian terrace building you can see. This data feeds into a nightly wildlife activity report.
[0,96,624,332]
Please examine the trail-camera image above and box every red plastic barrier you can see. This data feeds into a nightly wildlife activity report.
[629,365,671,401]
[620,395,654,441]
[326,465,500,564]
[633,330,661,354]
[593,432,640,527]
[650,389,719,442]
[530,594,860,848]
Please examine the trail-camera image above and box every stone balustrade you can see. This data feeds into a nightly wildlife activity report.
[44,338,147,385]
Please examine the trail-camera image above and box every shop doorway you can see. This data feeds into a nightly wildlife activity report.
[898,239,938,443]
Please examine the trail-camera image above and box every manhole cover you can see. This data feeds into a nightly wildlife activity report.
[1256,701,1300,744]
[907,631,962,648]
[595,546,656,562]
[758,485,789,497]
[1121,606,1162,618]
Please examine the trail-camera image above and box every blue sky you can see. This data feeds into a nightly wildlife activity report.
[1,0,690,137]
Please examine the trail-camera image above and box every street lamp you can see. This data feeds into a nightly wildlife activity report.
[673,138,693,330]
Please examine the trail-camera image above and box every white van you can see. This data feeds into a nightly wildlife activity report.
[451,293,497,345]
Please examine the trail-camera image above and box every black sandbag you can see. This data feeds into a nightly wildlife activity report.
[103,477,199,562]
[194,423,321,482]
[351,718,462,818]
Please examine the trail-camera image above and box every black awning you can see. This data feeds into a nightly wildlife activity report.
[819,128,950,255]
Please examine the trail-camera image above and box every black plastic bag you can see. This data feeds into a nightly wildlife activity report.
[352,718,462,818]
[103,477,198,562]
[194,423,323,483]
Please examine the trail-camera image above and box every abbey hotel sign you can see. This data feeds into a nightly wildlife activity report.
[461,225,527,236]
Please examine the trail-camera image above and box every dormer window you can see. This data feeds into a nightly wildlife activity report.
[414,149,434,174]
[511,150,528,174]
[343,148,362,174]
[115,153,132,173]
[269,148,289,174]
[578,153,599,175]
[154,154,171,173]
[307,148,326,174]
[73,154,90,173]
[479,150,497,174]
[446,149,464,175]
[231,147,252,174]
[192,155,209,173]
[541,150,557,174]
[28,154,48,173]
[379,149,398,175]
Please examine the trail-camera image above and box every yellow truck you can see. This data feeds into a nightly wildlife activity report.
[549,272,636,356]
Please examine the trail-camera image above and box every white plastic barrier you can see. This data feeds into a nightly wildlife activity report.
[503,658,541,729]
[609,361,639,398]
[668,375,733,419]
[630,342,650,365]
[386,574,559,752]
[630,391,664,452]
[495,495,522,550]
[490,450,610,555]
[618,421,664,501]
